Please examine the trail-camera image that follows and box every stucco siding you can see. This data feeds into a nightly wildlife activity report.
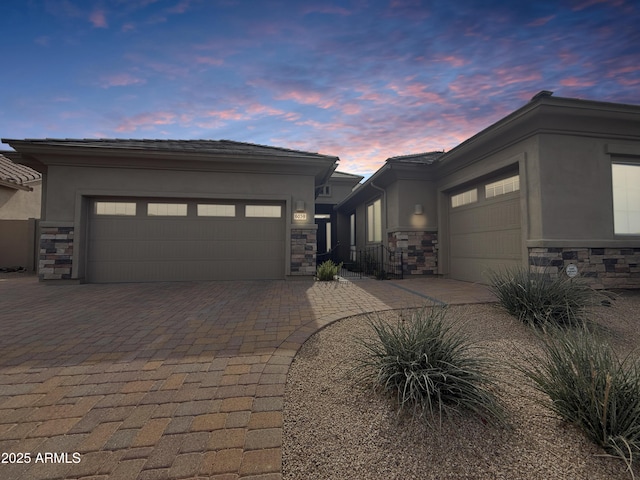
[0,181,41,220]
[537,133,616,241]
[44,165,315,222]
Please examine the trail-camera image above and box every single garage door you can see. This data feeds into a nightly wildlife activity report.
[87,198,285,282]
[449,174,521,283]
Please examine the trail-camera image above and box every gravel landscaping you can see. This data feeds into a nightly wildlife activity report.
[283,290,640,480]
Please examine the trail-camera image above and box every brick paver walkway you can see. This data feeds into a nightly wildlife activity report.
[0,274,494,479]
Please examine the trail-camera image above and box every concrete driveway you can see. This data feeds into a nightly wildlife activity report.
[0,274,494,480]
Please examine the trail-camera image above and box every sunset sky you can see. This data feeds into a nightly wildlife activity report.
[1,0,639,176]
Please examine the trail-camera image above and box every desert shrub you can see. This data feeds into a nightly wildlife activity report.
[520,327,640,474]
[487,266,599,328]
[355,307,507,428]
[316,260,342,281]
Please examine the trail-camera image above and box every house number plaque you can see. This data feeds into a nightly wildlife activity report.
[293,213,307,221]
[565,263,578,278]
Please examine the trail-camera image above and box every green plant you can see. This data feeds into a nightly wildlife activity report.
[487,266,599,328]
[355,307,507,428]
[316,260,342,281]
[519,327,640,476]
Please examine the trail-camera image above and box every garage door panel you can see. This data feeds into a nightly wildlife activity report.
[449,185,521,284]
[88,199,285,282]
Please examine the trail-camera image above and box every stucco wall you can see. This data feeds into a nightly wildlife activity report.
[0,219,37,269]
[44,165,315,223]
[0,181,42,220]
[537,134,616,241]
[394,178,437,231]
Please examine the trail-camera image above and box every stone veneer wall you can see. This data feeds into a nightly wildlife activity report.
[39,225,74,280]
[529,247,640,289]
[290,228,317,275]
[388,231,438,276]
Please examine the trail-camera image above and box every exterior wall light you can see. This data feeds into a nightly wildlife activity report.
[295,200,305,212]
[414,204,423,215]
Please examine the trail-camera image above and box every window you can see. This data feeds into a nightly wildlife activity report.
[147,203,187,216]
[485,175,520,199]
[612,163,640,234]
[350,213,356,246]
[197,204,235,217]
[319,185,331,197]
[451,188,478,208]
[245,205,282,218]
[350,213,356,261]
[95,201,136,216]
[367,199,382,242]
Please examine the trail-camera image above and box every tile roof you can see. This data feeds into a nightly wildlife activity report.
[4,138,339,160]
[387,151,445,165]
[0,153,41,186]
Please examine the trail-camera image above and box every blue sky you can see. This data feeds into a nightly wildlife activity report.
[1,0,639,175]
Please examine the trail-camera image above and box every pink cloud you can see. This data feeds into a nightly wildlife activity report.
[194,56,224,66]
[245,103,300,121]
[99,73,146,88]
[115,111,177,132]
[341,103,361,115]
[435,55,469,68]
[90,9,108,28]
[606,65,640,77]
[204,109,246,121]
[493,68,543,87]
[616,77,640,86]
[559,77,596,87]
[276,90,335,109]
[167,0,192,14]
[387,82,446,104]
[527,15,556,27]
[572,0,625,11]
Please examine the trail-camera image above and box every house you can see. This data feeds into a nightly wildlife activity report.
[0,140,338,282]
[4,92,640,288]
[336,92,640,289]
[0,154,41,270]
[315,170,363,258]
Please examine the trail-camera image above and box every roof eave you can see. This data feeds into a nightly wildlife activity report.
[0,178,32,191]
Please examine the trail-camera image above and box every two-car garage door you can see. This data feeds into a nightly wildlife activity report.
[87,198,285,283]
[449,174,522,284]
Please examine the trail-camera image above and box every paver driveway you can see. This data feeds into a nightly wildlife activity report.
[0,274,494,479]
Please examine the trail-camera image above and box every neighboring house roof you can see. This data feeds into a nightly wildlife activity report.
[331,170,364,180]
[1,138,338,161]
[336,151,444,211]
[0,153,41,191]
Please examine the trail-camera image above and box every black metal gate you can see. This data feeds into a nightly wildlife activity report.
[316,243,403,280]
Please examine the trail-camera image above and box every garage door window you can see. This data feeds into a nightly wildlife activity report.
[147,203,188,216]
[245,205,282,217]
[485,175,519,198]
[612,163,640,234]
[197,204,236,217]
[95,202,136,216]
[451,188,477,208]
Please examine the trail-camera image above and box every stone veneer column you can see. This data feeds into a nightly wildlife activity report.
[529,247,640,289]
[388,231,438,276]
[39,225,74,280]
[290,228,317,276]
